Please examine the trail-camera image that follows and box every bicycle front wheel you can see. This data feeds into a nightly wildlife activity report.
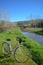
[14,46,30,63]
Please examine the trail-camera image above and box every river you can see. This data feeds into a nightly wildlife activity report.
[22,32,43,45]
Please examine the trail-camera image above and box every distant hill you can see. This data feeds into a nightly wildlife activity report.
[0,19,43,32]
[0,19,43,28]
[17,19,43,28]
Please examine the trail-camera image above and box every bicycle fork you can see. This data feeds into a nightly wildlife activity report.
[17,42,23,55]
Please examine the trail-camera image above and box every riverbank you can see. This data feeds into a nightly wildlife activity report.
[34,30,43,35]
[22,28,43,35]
[0,27,43,65]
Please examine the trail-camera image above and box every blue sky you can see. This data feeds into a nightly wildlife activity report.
[0,0,43,22]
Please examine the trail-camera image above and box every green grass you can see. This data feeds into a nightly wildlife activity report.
[0,27,43,65]
[25,28,42,32]
[23,28,43,35]
[34,29,43,35]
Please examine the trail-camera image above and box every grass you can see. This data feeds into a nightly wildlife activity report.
[0,27,43,65]
[34,29,43,35]
[23,28,43,35]
[25,28,42,32]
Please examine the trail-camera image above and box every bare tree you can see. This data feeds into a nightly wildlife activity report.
[4,9,10,30]
[35,15,41,28]
[4,9,9,21]
[0,8,2,20]
[0,9,10,32]
[29,14,34,27]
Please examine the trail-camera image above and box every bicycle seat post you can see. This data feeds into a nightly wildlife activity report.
[6,38,12,53]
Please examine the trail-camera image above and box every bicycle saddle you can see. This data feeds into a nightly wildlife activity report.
[6,38,11,41]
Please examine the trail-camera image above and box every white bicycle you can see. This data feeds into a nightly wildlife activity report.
[2,38,30,63]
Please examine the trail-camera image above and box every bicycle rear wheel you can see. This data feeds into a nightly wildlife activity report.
[2,42,11,54]
[14,46,30,63]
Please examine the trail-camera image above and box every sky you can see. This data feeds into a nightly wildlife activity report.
[0,0,43,22]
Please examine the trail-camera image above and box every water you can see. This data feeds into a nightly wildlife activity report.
[22,32,43,45]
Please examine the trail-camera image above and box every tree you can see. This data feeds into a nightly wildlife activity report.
[0,9,10,32]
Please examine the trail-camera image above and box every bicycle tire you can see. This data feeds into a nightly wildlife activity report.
[2,42,11,54]
[14,46,30,63]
